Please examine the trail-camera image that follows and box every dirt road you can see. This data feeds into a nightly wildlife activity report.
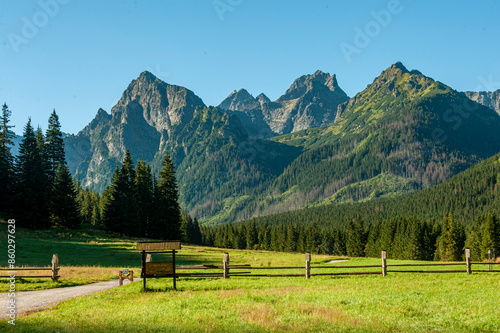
[0,279,139,320]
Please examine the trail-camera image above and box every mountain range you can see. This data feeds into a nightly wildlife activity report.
[57,62,500,224]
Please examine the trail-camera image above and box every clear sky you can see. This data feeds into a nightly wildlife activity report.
[1,0,499,135]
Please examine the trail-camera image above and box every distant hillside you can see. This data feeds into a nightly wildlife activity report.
[248,62,500,218]
[61,64,500,225]
[242,150,500,228]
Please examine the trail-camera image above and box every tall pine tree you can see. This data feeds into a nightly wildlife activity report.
[0,103,15,214]
[15,119,50,229]
[156,151,181,240]
[435,212,465,261]
[135,159,155,237]
[45,110,65,183]
[102,150,137,235]
[50,163,81,229]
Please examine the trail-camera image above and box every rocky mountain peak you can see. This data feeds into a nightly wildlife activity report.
[111,72,205,132]
[278,70,345,102]
[218,88,260,111]
[391,61,409,72]
[256,93,271,104]
[137,70,158,83]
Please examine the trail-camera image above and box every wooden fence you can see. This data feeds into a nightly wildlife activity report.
[0,254,60,281]
[170,248,499,280]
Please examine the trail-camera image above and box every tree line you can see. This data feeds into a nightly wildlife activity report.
[201,212,499,261]
[0,104,182,240]
[0,105,78,229]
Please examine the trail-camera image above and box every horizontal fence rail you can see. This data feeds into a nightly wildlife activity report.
[165,248,499,281]
[0,254,60,281]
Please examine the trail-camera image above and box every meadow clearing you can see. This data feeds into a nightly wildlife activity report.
[0,227,499,332]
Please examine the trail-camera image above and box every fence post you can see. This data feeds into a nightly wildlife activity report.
[223,253,229,279]
[465,248,471,275]
[305,252,311,279]
[142,251,147,290]
[381,250,387,277]
[51,254,59,281]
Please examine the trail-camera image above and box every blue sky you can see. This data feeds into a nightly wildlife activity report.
[1,0,499,135]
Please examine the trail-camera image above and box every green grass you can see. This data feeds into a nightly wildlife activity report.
[3,270,499,332]
[1,227,500,332]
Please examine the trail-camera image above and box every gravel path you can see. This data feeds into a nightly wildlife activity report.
[325,259,349,264]
[0,279,140,319]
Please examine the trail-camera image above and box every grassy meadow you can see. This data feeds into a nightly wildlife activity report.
[1,226,500,332]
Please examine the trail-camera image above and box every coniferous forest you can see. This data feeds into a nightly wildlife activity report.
[1,97,499,262]
[0,104,183,240]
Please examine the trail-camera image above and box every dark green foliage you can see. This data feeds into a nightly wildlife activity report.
[240,151,500,230]
[435,213,465,261]
[156,151,181,240]
[180,210,194,243]
[181,213,203,245]
[45,110,66,183]
[246,220,258,250]
[14,119,50,229]
[365,217,434,260]
[100,150,182,239]
[201,210,499,261]
[0,103,15,214]
[50,163,81,229]
[102,150,138,236]
[480,213,499,260]
[135,159,155,238]
[346,217,365,257]
[78,187,101,226]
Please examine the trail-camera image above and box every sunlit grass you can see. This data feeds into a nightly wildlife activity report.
[1,227,499,332]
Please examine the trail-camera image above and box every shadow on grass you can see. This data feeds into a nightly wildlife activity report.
[0,227,221,268]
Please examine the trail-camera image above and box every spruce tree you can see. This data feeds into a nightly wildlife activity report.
[246,220,258,250]
[156,151,181,240]
[45,110,65,183]
[102,150,137,236]
[50,163,81,229]
[192,217,202,245]
[15,119,50,229]
[346,217,365,257]
[435,212,465,261]
[180,210,193,243]
[0,103,15,214]
[480,214,499,260]
[135,159,155,237]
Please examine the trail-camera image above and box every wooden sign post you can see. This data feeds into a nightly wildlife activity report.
[137,241,181,291]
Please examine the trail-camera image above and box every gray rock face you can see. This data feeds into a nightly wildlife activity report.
[112,71,205,134]
[464,90,500,115]
[64,71,205,191]
[217,70,349,137]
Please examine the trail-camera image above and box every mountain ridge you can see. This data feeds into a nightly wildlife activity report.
[62,63,500,224]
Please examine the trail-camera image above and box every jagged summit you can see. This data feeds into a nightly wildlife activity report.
[391,61,409,72]
[110,71,205,132]
[279,70,344,102]
[217,70,349,136]
[256,93,270,104]
[138,70,158,81]
[219,88,260,111]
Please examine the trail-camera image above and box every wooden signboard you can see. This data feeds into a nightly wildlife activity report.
[137,240,181,290]
[145,262,174,275]
[137,241,181,251]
